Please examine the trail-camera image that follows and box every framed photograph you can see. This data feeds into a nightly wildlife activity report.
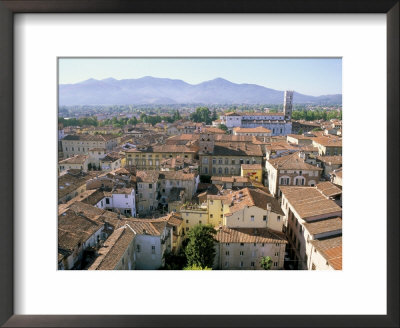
[0,1,398,327]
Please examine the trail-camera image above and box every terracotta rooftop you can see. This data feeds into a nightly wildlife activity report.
[226,188,284,216]
[233,127,272,133]
[312,136,342,147]
[280,186,342,220]
[303,217,342,235]
[214,227,288,244]
[58,171,98,199]
[88,224,136,270]
[159,170,196,181]
[316,155,343,165]
[241,163,263,170]
[136,170,160,183]
[203,127,226,134]
[209,142,263,157]
[126,144,196,154]
[59,155,88,165]
[316,181,342,197]
[310,236,342,270]
[267,152,322,171]
[58,209,103,253]
[63,134,119,142]
[211,176,250,183]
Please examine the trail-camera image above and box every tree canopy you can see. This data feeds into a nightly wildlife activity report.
[260,256,273,270]
[190,107,212,124]
[184,224,217,268]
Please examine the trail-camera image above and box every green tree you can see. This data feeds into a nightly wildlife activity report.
[183,264,212,270]
[173,109,181,121]
[218,124,228,133]
[190,107,212,124]
[184,224,217,268]
[260,256,273,270]
[211,109,218,121]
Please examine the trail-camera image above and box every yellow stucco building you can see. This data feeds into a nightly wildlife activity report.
[240,163,263,182]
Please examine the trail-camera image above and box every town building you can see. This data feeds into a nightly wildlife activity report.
[125,144,197,170]
[213,227,287,270]
[316,155,342,178]
[211,176,251,189]
[99,152,123,171]
[233,126,272,138]
[58,155,89,174]
[61,134,119,159]
[136,171,160,216]
[199,134,263,177]
[265,152,322,197]
[58,170,97,204]
[223,188,284,232]
[240,164,263,182]
[312,136,342,156]
[280,186,342,270]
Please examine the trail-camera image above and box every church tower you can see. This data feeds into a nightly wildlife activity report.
[199,133,215,154]
[283,90,294,120]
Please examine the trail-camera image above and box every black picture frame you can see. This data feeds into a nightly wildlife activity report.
[0,1,398,327]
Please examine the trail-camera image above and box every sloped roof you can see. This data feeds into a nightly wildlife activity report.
[267,152,322,171]
[215,227,287,244]
[280,186,342,220]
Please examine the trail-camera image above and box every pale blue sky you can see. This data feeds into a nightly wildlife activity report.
[58,58,341,96]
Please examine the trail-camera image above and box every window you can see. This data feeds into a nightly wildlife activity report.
[106,198,110,204]
[212,159,216,164]
[225,243,230,246]
[136,245,141,253]
[240,251,244,256]
[149,183,152,189]
[186,227,189,231]
[253,243,256,247]
[240,243,244,246]
[218,168,222,174]
[199,220,202,224]
[224,167,229,174]
[225,158,229,165]
[151,245,156,254]
[277,216,281,222]
[273,262,278,267]
[220,214,223,218]
[262,243,264,247]
[186,219,189,223]
[210,214,213,218]
[250,215,254,221]
[204,167,208,174]
[251,262,255,267]
[240,261,244,267]
[263,215,267,221]
[225,251,230,256]
[275,252,279,256]
[231,159,236,164]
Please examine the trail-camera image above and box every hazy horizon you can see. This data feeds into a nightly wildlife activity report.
[59,58,342,97]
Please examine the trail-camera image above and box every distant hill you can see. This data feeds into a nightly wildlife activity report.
[59,76,342,106]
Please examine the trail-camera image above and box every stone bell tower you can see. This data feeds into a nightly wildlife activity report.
[199,133,215,154]
[283,90,294,120]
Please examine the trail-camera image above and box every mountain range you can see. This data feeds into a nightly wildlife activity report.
[59,77,342,106]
